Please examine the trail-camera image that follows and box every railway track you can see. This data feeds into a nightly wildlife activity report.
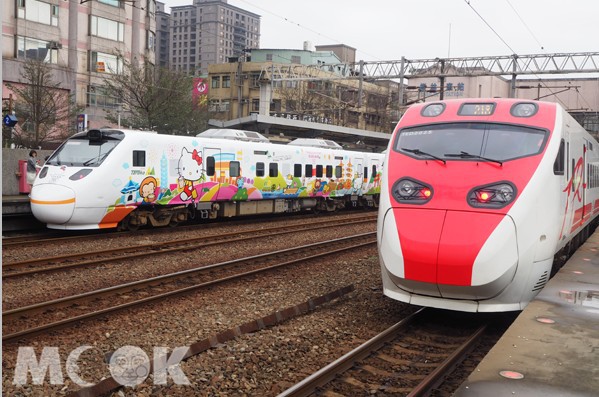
[2,215,376,278]
[2,210,374,247]
[2,232,376,343]
[279,308,489,397]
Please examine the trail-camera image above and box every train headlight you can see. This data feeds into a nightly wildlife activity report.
[511,102,538,117]
[69,169,93,180]
[421,103,445,117]
[392,178,433,204]
[468,181,517,208]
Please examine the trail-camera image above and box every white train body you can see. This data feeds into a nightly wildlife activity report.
[378,98,599,312]
[31,129,383,230]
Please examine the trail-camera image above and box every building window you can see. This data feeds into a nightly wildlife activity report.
[266,54,273,61]
[212,76,220,88]
[87,85,120,109]
[90,51,122,74]
[16,36,57,63]
[90,15,125,42]
[147,30,155,51]
[291,55,301,64]
[251,99,259,112]
[146,0,156,16]
[222,76,231,88]
[98,0,123,7]
[18,0,58,26]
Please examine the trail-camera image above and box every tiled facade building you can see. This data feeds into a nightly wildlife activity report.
[2,0,157,133]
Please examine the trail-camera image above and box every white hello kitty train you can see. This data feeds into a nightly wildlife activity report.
[30,128,384,230]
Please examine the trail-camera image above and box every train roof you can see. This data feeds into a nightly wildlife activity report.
[287,138,343,150]
[196,128,270,143]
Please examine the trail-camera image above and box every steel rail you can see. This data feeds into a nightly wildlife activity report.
[277,308,425,397]
[3,232,376,342]
[2,216,376,278]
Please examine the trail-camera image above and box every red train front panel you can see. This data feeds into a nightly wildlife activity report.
[377,98,569,312]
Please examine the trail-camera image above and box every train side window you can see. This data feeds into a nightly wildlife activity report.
[553,139,565,175]
[372,165,377,177]
[294,164,302,177]
[269,163,278,177]
[316,165,323,178]
[335,165,342,178]
[133,150,145,167]
[206,156,215,176]
[363,166,368,180]
[256,162,265,177]
[326,165,333,178]
[230,161,240,178]
[305,164,313,177]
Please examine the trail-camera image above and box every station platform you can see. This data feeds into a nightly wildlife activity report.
[455,231,599,396]
[2,194,32,215]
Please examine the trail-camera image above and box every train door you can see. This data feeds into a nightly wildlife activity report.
[354,157,364,195]
[203,147,221,201]
[370,158,381,193]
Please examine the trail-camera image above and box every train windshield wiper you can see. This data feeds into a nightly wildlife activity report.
[401,148,446,164]
[444,151,503,166]
[82,152,109,166]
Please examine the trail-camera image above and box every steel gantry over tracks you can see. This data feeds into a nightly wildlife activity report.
[260,52,599,103]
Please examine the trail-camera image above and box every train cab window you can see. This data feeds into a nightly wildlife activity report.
[206,156,215,176]
[305,164,313,177]
[269,163,278,177]
[294,164,302,177]
[326,165,333,178]
[256,162,265,177]
[133,150,145,167]
[553,139,565,175]
[335,166,342,178]
[397,123,547,162]
[230,161,240,178]
[316,165,323,178]
[363,166,368,180]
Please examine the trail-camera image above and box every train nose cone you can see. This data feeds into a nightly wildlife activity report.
[30,184,76,224]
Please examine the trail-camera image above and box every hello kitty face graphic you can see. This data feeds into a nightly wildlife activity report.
[177,148,204,182]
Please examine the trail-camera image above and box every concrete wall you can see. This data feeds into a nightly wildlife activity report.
[2,148,53,196]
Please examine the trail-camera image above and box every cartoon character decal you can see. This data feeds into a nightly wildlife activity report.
[178,148,205,202]
[139,176,158,203]
[352,173,364,194]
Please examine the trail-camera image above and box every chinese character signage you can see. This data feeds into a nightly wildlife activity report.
[193,77,209,108]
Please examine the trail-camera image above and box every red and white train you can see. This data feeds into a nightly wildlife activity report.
[31,128,383,230]
[378,98,599,312]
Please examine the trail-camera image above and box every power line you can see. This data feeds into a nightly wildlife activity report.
[463,0,516,54]
[504,0,544,50]
[233,0,384,61]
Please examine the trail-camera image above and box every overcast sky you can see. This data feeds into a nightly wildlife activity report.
[160,0,598,62]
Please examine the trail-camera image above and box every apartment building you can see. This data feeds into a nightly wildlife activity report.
[2,0,157,137]
[159,0,260,76]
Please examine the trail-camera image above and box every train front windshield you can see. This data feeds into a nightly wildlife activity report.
[396,123,547,162]
[46,131,124,167]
